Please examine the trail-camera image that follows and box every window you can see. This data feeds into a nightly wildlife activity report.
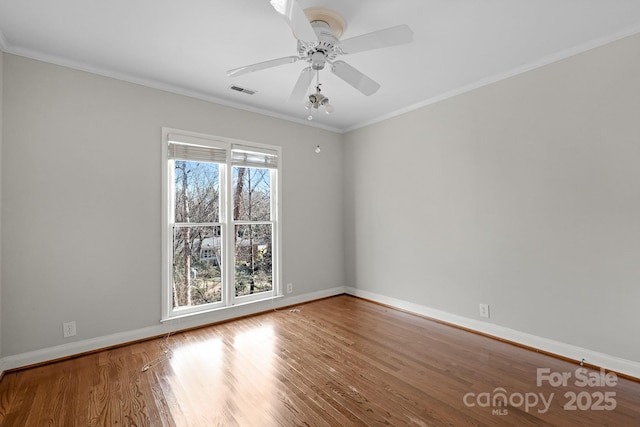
[162,129,280,319]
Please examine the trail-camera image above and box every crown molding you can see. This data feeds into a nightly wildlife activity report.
[345,23,640,133]
[1,42,342,134]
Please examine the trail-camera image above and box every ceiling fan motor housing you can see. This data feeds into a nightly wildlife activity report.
[298,20,340,69]
[310,51,326,70]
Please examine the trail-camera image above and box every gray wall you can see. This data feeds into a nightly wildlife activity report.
[1,54,344,356]
[3,32,640,365]
[343,33,640,362]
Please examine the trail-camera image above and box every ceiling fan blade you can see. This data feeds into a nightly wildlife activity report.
[338,24,413,54]
[289,67,314,101]
[269,0,318,42]
[227,56,300,77]
[330,60,380,96]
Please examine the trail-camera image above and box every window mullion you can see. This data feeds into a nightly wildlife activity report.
[222,162,236,307]
[174,223,223,228]
[233,220,274,225]
[271,168,280,296]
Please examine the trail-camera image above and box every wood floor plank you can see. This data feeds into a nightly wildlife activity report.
[1,295,639,426]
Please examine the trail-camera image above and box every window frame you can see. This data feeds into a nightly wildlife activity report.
[161,128,282,320]
[231,166,277,305]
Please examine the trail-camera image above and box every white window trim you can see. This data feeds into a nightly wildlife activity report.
[161,128,282,321]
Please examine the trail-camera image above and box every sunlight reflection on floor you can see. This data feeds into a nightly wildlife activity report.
[166,322,278,425]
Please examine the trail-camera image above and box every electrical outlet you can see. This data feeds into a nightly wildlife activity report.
[63,321,77,338]
[479,304,490,319]
[286,283,293,294]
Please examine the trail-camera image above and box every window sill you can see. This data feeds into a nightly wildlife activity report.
[161,294,285,323]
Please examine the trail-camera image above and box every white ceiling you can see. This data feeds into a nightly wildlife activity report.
[1,0,640,133]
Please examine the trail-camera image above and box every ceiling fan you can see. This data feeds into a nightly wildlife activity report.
[227,0,414,102]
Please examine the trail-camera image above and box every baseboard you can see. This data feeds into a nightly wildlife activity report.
[0,286,346,374]
[0,358,7,382]
[345,287,640,380]
[6,285,637,381]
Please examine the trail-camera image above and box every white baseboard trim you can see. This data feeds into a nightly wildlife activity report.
[0,286,346,374]
[0,359,7,379]
[5,285,637,381]
[345,287,640,380]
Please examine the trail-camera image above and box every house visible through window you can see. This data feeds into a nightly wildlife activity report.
[162,129,280,319]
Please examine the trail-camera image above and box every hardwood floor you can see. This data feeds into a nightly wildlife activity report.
[0,295,638,426]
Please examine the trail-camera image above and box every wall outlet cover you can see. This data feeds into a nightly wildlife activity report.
[63,321,77,338]
[479,304,490,319]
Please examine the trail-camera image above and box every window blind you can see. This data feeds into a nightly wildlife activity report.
[168,134,227,163]
[231,144,279,169]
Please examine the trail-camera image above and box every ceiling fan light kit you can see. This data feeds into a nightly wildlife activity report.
[228,0,413,118]
[305,84,333,120]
